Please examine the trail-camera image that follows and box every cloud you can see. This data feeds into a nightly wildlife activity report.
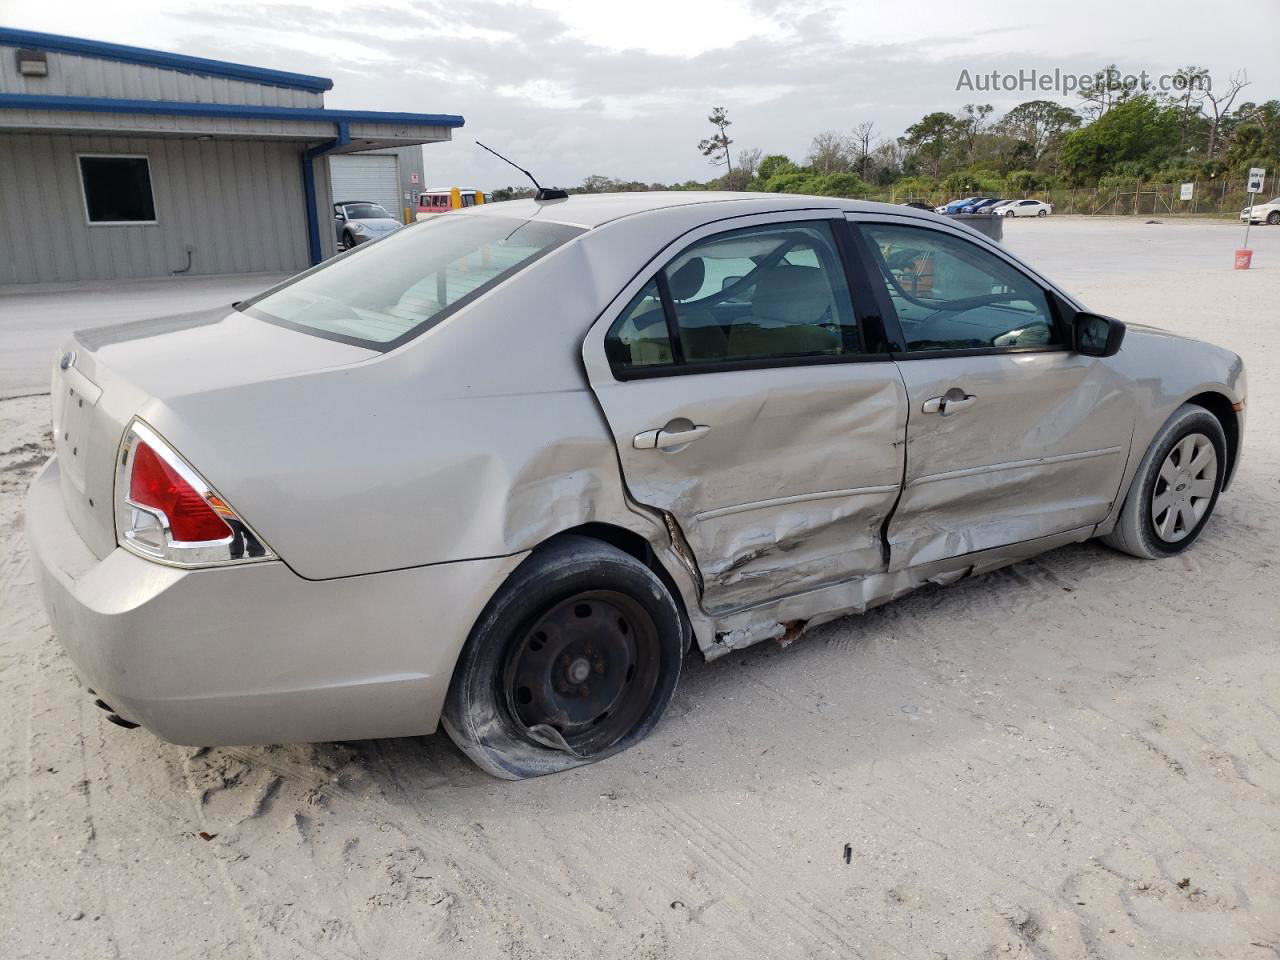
[15,0,1274,188]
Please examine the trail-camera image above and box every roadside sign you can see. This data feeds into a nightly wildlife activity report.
[410,172,419,184]
[1241,168,1267,262]
[1180,182,1194,201]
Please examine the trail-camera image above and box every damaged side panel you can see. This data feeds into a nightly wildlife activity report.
[707,525,1094,658]
[587,361,908,613]
[887,352,1134,569]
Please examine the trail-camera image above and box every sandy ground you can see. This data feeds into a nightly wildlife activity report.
[2,218,1279,959]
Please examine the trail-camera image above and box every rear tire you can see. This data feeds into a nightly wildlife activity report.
[1268,211,1280,226]
[442,536,684,779]
[1101,404,1225,559]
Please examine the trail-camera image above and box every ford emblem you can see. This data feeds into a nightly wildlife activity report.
[59,351,76,371]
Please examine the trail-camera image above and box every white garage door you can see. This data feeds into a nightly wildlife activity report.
[329,154,403,223]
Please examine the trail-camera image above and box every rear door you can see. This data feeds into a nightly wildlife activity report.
[848,214,1134,569]
[583,212,907,614]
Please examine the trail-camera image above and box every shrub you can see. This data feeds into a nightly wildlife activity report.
[816,172,870,196]
[757,154,799,181]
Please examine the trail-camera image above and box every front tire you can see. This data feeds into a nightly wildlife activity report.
[442,536,685,779]
[1101,404,1226,559]
[1037,209,1048,217]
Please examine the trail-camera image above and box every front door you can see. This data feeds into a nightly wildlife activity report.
[583,214,907,613]
[850,216,1134,569]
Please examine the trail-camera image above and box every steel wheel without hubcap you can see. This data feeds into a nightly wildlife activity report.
[501,590,660,757]
[1151,432,1217,543]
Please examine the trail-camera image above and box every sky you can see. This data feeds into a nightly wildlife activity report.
[2,0,1277,189]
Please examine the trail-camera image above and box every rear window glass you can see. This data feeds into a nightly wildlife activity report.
[242,215,583,349]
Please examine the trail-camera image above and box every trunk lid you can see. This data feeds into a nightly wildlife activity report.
[52,307,377,560]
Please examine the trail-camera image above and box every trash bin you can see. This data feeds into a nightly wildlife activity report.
[950,213,1004,243]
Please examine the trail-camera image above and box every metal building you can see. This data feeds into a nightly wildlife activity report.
[0,28,463,285]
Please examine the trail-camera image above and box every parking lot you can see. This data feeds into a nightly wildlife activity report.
[1,216,1278,959]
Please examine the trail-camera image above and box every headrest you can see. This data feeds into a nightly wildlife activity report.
[751,266,833,325]
[668,257,706,301]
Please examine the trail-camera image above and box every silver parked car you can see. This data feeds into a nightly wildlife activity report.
[27,193,1246,779]
[334,200,400,249]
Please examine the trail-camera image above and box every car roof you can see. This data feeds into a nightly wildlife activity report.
[454,191,944,230]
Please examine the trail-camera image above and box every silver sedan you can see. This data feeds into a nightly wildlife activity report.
[26,193,1246,779]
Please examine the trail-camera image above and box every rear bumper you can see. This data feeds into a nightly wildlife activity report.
[25,457,524,746]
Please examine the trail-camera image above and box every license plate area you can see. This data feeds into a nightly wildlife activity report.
[52,365,102,494]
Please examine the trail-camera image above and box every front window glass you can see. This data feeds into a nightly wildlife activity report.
[858,223,1060,351]
[243,216,582,348]
[344,203,392,220]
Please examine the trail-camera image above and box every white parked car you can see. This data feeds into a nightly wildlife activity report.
[1240,197,1280,225]
[1000,199,1052,217]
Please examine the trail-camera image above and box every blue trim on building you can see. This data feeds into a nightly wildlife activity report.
[0,27,333,92]
[0,93,465,128]
[303,121,351,265]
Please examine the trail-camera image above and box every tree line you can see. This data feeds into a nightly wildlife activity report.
[490,66,1277,203]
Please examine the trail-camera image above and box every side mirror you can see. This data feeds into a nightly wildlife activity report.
[335,211,346,221]
[1074,312,1125,357]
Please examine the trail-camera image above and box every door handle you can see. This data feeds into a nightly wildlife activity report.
[922,392,977,415]
[633,424,711,450]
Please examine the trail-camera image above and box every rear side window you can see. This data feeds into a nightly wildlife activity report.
[604,280,671,368]
[857,223,1060,352]
[242,216,582,349]
[605,220,860,375]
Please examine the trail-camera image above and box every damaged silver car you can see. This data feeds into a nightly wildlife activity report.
[26,193,1246,779]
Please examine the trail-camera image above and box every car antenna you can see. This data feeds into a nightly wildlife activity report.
[476,141,569,202]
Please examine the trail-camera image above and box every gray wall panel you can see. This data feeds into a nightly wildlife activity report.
[0,132,312,283]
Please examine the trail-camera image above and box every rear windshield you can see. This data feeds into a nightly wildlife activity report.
[242,215,583,349]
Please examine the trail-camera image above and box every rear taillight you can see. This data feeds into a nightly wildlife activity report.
[129,442,233,542]
[114,420,273,566]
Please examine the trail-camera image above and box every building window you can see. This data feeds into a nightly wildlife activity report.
[78,155,157,224]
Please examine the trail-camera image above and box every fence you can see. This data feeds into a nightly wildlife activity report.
[836,180,1263,217]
